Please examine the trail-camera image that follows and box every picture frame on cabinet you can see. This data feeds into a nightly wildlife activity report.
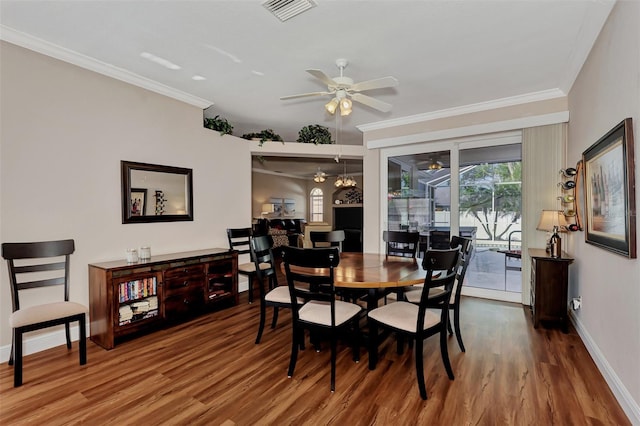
[131,188,147,216]
[582,118,636,258]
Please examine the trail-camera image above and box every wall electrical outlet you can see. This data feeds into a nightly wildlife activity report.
[571,296,582,310]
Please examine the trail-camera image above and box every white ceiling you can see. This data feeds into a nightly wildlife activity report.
[0,0,615,178]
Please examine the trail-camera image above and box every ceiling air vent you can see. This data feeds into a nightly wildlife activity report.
[262,0,317,22]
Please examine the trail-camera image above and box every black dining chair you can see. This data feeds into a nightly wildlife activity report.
[368,247,460,400]
[281,246,362,392]
[227,227,269,303]
[309,230,346,251]
[405,236,473,352]
[2,239,88,387]
[382,230,421,303]
[250,235,303,344]
[383,230,421,258]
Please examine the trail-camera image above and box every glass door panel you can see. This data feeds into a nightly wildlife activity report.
[459,144,522,293]
[388,150,451,256]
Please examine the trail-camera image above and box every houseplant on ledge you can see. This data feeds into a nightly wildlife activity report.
[297,124,333,145]
[204,115,233,136]
[241,129,284,147]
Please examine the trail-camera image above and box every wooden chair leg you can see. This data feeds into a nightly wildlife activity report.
[351,319,360,363]
[440,325,454,380]
[65,322,72,349]
[14,329,23,387]
[271,307,279,329]
[330,332,337,392]
[288,326,300,378]
[8,333,14,366]
[368,321,378,370]
[255,299,267,344]
[247,274,255,304]
[79,315,87,365]
[396,333,405,355]
[453,307,465,352]
[415,337,427,400]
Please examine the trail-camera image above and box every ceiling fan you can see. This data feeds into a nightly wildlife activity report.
[280,58,399,114]
[417,158,444,170]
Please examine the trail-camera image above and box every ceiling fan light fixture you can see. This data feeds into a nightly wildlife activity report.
[428,161,443,170]
[339,97,352,116]
[325,98,338,115]
[314,168,326,183]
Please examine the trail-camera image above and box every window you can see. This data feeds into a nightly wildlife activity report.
[310,188,324,222]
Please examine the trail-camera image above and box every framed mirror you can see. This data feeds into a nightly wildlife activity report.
[121,160,193,224]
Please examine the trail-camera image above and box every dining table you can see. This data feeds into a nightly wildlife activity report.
[283,251,431,369]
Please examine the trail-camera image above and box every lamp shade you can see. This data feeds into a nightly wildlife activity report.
[325,98,338,114]
[536,210,568,232]
[261,203,275,214]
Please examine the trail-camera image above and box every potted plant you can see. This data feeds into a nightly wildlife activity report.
[203,115,233,136]
[297,124,333,145]
[241,129,284,147]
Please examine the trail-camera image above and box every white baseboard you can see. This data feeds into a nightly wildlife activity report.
[0,324,87,363]
[570,311,640,424]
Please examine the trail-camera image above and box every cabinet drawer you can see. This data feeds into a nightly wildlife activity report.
[164,289,204,317]
[164,264,205,279]
[164,276,205,292]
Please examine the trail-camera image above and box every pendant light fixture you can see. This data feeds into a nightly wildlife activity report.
[335,161,356,188]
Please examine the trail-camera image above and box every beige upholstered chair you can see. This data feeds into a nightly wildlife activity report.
[250,235,303,344]
[2,239,88,387]
[227,228,269,303]
[404,235,473,352]
[281,246,362,392]
[368,247,460,400]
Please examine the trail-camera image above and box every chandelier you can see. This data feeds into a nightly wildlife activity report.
[313,168,326,183]
[335,161,357,188]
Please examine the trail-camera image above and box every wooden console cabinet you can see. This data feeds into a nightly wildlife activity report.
[89,248,237,349]
[529,248,573,333]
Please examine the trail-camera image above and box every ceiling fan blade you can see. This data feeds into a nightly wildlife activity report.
[349,76,399,92]
[350,93,393,112]
[280,91,332,100]
[306,69,338,87]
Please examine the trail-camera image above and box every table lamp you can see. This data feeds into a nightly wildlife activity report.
[536,210,567,255]
[261,203,275,216]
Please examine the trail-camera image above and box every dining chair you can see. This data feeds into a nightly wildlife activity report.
[227,227,269,303]
[250,235,303,344]
[382,230,421,303]
[281,246,362,392]
[383,230,421,258]
[309,230,345,251]
[405,236,473,352]
[368,247,460,400]
[2,239,88,387]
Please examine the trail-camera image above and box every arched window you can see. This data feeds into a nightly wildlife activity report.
[310,188,324,222]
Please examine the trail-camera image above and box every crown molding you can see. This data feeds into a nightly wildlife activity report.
[366,111,569,150]
[0,25,213,109]
[357,88,566,133]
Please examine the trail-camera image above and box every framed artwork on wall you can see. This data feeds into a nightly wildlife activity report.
[130,188,147,216]
[582,118,636,258]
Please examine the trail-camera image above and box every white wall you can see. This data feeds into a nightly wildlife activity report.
[0,42,252,352]
[567,1,640,422]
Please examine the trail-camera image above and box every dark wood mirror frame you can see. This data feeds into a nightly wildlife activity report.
[121,160,194,224]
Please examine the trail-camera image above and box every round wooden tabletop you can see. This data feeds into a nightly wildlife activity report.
[287,252,427,289]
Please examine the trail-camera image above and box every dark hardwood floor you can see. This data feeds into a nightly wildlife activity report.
[0,293,629,425]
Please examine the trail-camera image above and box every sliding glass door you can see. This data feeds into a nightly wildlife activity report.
[383,132,522,303]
